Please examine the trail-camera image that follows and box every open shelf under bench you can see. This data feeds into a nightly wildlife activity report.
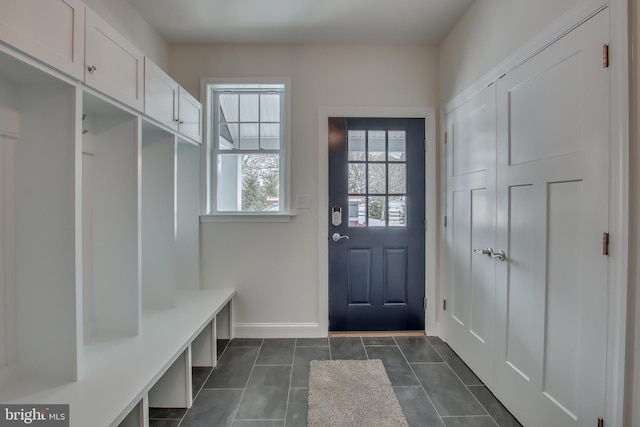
[0,288,234,427]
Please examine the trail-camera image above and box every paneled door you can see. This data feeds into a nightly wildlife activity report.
[444,84,497,386]
[493,9,609,426]
[328,117,425,331]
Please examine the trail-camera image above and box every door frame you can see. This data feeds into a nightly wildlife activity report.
[318,107,437,336]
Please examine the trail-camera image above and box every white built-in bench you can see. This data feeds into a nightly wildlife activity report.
[0,289,234,427]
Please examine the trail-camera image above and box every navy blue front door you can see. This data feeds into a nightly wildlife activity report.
[328,117,425,331]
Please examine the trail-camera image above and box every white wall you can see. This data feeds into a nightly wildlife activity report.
[82,0,169,69]
[169,44,439,336]
[438,0,580,102]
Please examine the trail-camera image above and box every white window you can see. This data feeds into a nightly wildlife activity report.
[203,78,291,219]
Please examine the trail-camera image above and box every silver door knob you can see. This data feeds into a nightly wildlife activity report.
[87,65,97,73]
[332,233,349,242]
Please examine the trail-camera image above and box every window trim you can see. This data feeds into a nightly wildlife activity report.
[200,77,292,220]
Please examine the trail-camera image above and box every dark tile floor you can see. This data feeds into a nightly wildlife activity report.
[149,336,522,427]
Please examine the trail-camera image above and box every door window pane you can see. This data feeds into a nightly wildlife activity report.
[368,131,386,161]
[348,130,366,161]
[388,131,406,161]
[368,196,386,227]
[348,163,366,193]
[368,164,386,194]
[389,196,406,227]
[388,164,406,194]
[349,196,366,227]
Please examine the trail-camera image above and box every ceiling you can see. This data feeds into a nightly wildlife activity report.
[126,0,475,45]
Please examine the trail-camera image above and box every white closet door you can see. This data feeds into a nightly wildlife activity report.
[494,9,609,426]
[444,84,497,386]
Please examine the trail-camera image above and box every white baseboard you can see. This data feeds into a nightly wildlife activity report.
[233,323,324,338]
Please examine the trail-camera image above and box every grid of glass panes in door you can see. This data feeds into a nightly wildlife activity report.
[347,129,407,227]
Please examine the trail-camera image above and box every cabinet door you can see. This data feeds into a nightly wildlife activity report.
[0,0,85,80]
[144,58,179,131]
[178,88,202,143]
[85,8,144,111]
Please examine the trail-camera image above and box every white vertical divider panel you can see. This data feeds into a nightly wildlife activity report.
[0,134,4,371]
[3,135,16,379]
[141,122,176,309]
[73,83,84,377]
[82,131,96,339]
[0,135,7,372]
[191,321,216,367]
[15,81,79,380]
[118,399,146,427]
[0,79,18,380]
[148,347,193,408]
[141,397,150,427]
[2,137,18,380]
[216,302,232,345]
[84,92,140,338]
[176,140,200,290]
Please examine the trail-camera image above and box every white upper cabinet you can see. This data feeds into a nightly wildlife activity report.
[144,58,180,131]
[144,58,202,142]
[85,8,144,111]
[178,88,202,143]
[0,0,85,80]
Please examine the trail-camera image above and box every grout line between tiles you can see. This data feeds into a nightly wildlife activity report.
[230,340,262,425]
[282,340,297,427]
[394,335,446,424]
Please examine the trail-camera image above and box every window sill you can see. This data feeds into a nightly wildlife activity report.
[200,212,296,223]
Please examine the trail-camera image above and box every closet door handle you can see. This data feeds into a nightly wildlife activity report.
[490,249,507,261]
[473,248,492,256]
[87,65,97,74]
